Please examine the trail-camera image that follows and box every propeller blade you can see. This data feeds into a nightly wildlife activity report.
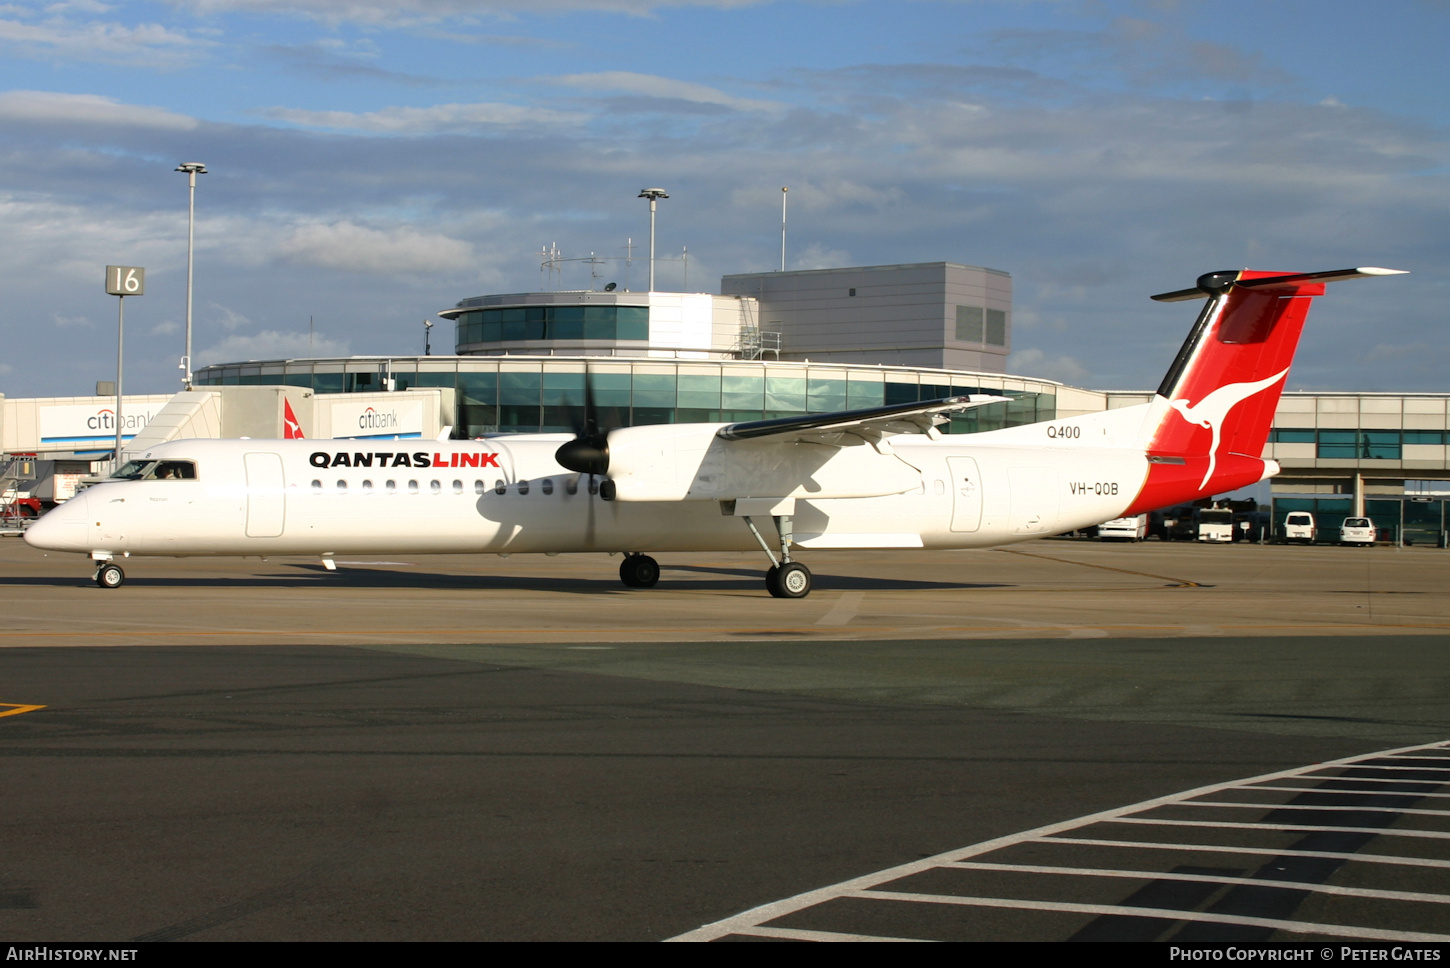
[554,364,611,475]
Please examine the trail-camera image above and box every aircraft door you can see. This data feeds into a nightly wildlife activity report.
[946,456,982,532]
[243,452,286,538]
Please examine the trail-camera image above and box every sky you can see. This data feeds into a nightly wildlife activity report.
[0,0,1445,400]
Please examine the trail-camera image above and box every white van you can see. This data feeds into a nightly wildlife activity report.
[1283,511,1316,544]
[1340,517,1376,546]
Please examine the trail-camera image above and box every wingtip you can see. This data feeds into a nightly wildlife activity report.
[1355,267,1409,276]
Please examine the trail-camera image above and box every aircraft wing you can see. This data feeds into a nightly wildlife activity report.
[715,394,1009,446]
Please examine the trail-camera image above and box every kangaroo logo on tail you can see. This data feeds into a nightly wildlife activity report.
[1169,368,1289,488]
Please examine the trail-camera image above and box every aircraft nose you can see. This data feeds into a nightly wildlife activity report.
[24,491,90,553]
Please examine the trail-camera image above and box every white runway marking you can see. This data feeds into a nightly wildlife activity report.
[815,591,865,626]
[668,740,1450,943]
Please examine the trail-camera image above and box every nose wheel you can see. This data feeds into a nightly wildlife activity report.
[95,563,125,589]
[619,553,660,588]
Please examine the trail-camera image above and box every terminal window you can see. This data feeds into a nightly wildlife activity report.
[955,305,984,342]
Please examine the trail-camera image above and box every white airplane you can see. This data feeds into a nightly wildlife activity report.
[25,266,1405,598]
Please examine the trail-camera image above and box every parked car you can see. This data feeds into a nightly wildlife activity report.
[1283,511,1317,544]
[1340,517,1376,546]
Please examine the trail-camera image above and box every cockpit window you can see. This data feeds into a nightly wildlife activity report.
[109,459,197,481]
[153,461,197,480]
[110,460,155,480]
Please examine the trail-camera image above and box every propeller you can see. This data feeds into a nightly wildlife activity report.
[554,375,610,477]
[555,367,613,546]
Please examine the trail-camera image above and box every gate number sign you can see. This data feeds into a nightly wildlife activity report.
[105,265,145,296]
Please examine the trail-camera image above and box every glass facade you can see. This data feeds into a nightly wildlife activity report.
[195,358,1057,439]
[455,305,649,345]
[1266,428,1450,461]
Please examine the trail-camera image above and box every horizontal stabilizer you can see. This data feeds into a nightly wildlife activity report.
[1151,267,1407,302]
[716,394,1008,443]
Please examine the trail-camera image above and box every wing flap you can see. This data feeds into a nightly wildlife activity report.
[716,394,1009,444]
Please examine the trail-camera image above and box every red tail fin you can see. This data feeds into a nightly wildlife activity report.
[1125,267,1405,513]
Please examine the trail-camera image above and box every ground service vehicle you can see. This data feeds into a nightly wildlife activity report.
[1098,515,1148,541]
[25,266,1407,597]
[1196,506,1234,542]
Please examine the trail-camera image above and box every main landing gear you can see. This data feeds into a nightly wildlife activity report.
[743,513,812,599]
[619,553,660,588]
[95,562,125,589]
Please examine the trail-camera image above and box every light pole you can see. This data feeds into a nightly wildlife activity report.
[637,188,668,291]
[175,162,207,388]
[424,319,433,356]
[780,186,788,272]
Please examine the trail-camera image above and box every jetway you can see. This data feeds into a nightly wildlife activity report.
[1,385,457,457]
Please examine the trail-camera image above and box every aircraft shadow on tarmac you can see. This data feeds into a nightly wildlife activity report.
[14,562,1008,593]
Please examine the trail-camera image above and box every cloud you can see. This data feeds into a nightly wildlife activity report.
[172,0,767,26]
[551,71,782,113]
[788,243,852,272]
[264,41,440,87]
[1008,348,1089,384]
[260,100,584,133]
[0,12,210,66]
[278,220,476,274]
[51,312,90,329]
[207,304,251,331]
[150,319,181,336]
[0,90,197,128]
[197,329,350,366]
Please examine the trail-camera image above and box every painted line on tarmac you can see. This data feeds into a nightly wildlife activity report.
[4,621,1450,644]
[996,548,1204,587]
[668,740,1450,943]
[0,703,44,718]
[816,592,865,626]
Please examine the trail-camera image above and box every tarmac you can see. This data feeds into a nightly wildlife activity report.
[2,537,1447,940]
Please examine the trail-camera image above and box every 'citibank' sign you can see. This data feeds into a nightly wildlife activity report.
[39,403,162,451]
[330,401,424,440]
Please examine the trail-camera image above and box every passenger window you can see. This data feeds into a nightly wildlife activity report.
[494,480,506,495]
[311,480,322,492]
[408,480,419,494]
[565,477,578,496]
[361,480,373,493]
[430,480,441,495]
[517,480,530,495]
[474,480,485,495]
[337,480,348,493]
[385,480,396,494]
[933,480,945,495]
[452,480,463,494]
[541,478,554,496]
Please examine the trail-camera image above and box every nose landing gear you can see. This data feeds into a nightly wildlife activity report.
[95,562,125,588]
